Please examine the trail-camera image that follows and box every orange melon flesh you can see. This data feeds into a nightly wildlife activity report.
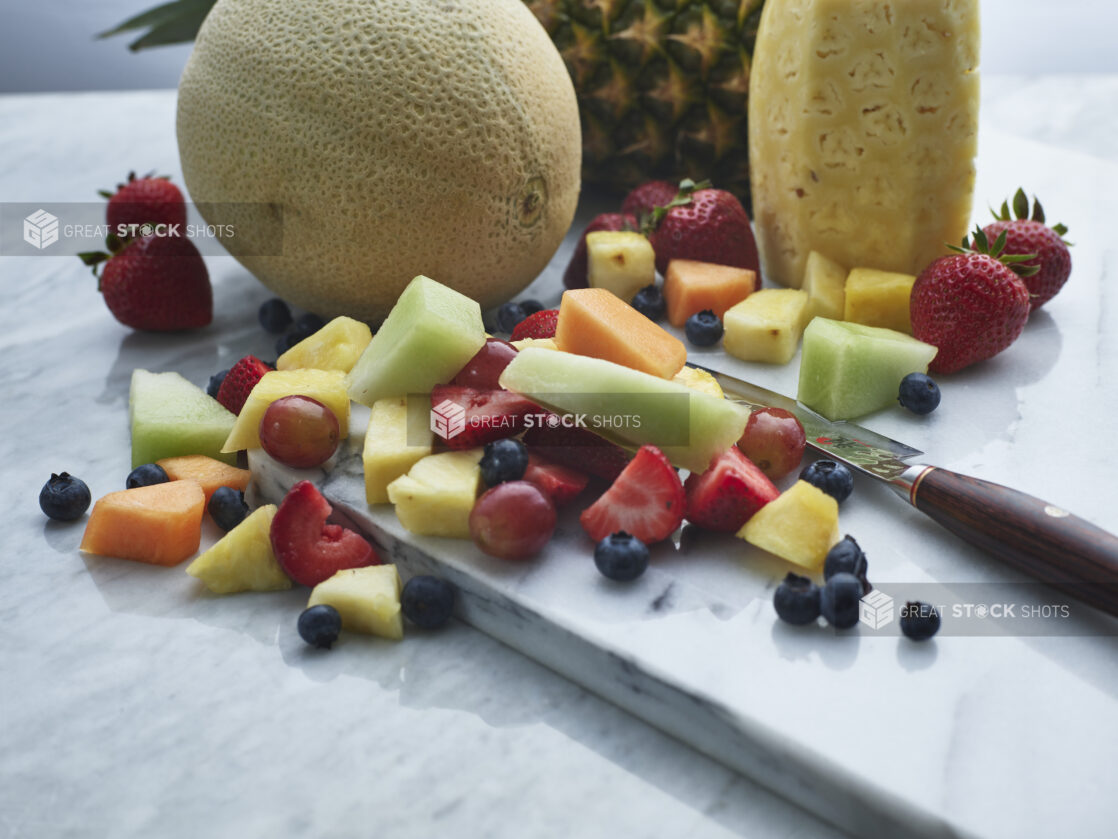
[663,259,757,327]
[156,455,251,504]
[555,287,687,379]
[80,480,205,567]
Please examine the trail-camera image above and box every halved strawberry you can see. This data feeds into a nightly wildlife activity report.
[510,309,559,342]
[684,446,779,533]
[216,355,273,415]
[522,424,630,482]
[270,481,379,587]
[579,445,685,544]
[523,452,590,507]
[430,385,540,449]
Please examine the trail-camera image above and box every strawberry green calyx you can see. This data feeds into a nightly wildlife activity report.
[949,226,1041,279]
[991,187,1071,241]
[641,178,713,235]
[77,233,128,281]
[97,170,172,200]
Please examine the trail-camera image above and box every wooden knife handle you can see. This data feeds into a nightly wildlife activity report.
[907,466,1118,617]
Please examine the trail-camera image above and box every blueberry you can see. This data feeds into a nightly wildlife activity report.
[207,368,229,398]
[631,285,666,321]
[519,299,545,317]
[773,572,821,625]
[401,575,457,629]
[823,535,868,584]
[820,572,863,629]
[126,463,169,489]
[800,459,854,503]
[898,373,941,415]
[900,601,941,641]
[496,301,527,334]
[594,531,650,582]
[479,439,529,487]
[685,309,723,347]
[39,472,92,521]
[258,298,293,334]
[298,604,342,649]
[275,331,301,356]
[209,486,250,532]
[293,312,327,337]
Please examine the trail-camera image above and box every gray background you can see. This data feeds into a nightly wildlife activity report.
[1,0,1116,93]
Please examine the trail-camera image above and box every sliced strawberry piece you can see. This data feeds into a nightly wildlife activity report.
[579,445,685,544]
[510,309,559,342]
[216,355,273,415]
[683,446,779,533]
[522,424,630,482]
[430,385,540,449]
[523,452,590,507]
[270,481,379,587]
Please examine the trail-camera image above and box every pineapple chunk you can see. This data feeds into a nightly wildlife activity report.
[308,565,403,640]
[364,396,433,505]
[386,449,483,538]
[586,231,655,303]
[671,365,724,399]
[738,481,840,571]
[276,316,373,373]
[222,369,350,453]
[802,251,847,324]
[723,289,809,364]
[843,268,917,334]
[186,505,291,594]
[511,337,559,352]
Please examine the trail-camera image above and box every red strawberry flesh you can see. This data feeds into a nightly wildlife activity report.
[522,424,630,482]
[97,234,211,331]
[683,446,779,533]
[523,452,590,507]
[106,173,187,232]
[430,385,541,449]
[270,480,379,587]
[621,180,680,220]
[647,186,759,277]
[216,355,273,415]
[510,309,559,342]
[579,445,685,544]
[982,219,1071,310]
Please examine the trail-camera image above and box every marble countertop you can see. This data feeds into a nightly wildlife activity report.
[2,76,1117,839]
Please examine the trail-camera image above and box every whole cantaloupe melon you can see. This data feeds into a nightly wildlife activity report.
[176,0,581,321]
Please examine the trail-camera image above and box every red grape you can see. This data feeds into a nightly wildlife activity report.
[451,337,518,390]
[469,481,556,560]
[259,395,340,469]
[737,407,806,481]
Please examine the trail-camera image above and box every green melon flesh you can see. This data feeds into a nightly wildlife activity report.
[498,348,749,474]
[129,370,237,467]
[797,318,938,420]
[346,275,486,406]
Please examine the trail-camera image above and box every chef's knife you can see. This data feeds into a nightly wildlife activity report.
[694,365,1118,618]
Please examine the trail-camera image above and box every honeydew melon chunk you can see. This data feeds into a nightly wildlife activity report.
[498,348,748,474]
[276,316,372,372]
[347,275,486,406]
[308,565,403,640]
[738,480,840,571]
[797,318,937,420]
[363,396,434,505]
[802,251,847,323]
[129,369,237,468]
[222,369,350,453]
[186,505,290,594]
[386,449,483,539]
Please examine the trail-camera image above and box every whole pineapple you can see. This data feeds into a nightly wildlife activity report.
[525,0,766,204]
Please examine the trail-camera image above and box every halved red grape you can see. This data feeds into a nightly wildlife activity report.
[737,407,806,481]
[450,337,518,390]
[469,481,556,561]
[259,395,340,469]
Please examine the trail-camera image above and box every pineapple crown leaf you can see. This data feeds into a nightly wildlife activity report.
[947,226,1040,277]
[99,0,216,51]
[641,178,712,235]
[990,187,1072,244]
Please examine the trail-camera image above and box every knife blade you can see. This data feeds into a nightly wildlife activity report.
[694,364,1118,618]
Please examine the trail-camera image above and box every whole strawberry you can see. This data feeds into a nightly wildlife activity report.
[78,233,211,331]
[101,171,187,232]
[563,212,637,289]
[621,180,679,222]
[643,179,759,276]
[983,188,1071,311]
[910,228,1035,374]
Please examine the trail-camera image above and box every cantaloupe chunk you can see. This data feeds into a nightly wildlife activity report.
[156,455,251,504]
[663,259,757,327]
[80,481,205,566]
[843,268,917,334]
[554,287,686,379]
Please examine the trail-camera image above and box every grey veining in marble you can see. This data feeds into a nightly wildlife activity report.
[3,77,1118,839]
